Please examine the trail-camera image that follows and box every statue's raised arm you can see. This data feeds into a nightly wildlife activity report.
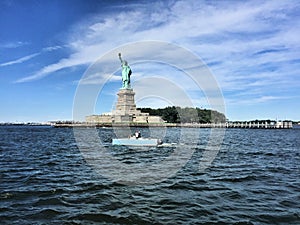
[118,53,131,89]
[118,52,123,64]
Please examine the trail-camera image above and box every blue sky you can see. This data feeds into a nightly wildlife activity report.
[0,0,299,122]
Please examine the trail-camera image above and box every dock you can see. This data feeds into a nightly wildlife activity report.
[52,120,293,129]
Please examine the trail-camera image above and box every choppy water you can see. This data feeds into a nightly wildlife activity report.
[0,126,299,225]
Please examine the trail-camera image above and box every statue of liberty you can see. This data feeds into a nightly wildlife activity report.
[118,53,132,89]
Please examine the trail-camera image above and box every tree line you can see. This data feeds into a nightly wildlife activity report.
[137,106,226,123]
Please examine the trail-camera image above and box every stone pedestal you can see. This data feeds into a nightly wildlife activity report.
[86,88,165,124]
[115,88,138,115]
[113,88,147,123]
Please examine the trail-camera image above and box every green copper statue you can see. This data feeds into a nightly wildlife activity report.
[118,53,132,89]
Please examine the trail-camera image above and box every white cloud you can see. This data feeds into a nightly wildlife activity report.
[14,0,300,114]
[1,45,63,68]
[0,52,40,67]
[18,1,298,77]
[42,45,63,52]
[0,41,28,49]
[226,95,289,106]
[78,73,119,85]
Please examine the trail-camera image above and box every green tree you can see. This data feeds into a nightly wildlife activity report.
[138,106,226,123]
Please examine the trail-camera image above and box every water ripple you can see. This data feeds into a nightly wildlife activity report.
[0,126,299,224]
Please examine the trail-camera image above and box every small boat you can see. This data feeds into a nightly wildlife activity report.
[112,137,163,146]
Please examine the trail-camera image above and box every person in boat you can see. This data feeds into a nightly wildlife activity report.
[157,139,163,145]
[134,130,141,139]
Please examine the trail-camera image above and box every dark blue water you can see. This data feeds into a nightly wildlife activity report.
[0,126,299,224]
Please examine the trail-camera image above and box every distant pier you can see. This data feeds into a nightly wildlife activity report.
[224,120,293,129]
[181,120,293,129]
[52,120,293,129]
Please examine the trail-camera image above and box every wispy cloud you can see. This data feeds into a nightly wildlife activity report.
[0,41,28,49]
[42,45,63,52]
[226,95,290,106]
[14,0,300,110]
[0,52,40,67]
[1,45,63,68]
[77,72,120,85]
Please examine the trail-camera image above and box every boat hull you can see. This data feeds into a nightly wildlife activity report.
[112,138,159,146]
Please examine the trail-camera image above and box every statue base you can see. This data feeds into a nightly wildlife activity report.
[86,88,164,124]
[115,88,138,115]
